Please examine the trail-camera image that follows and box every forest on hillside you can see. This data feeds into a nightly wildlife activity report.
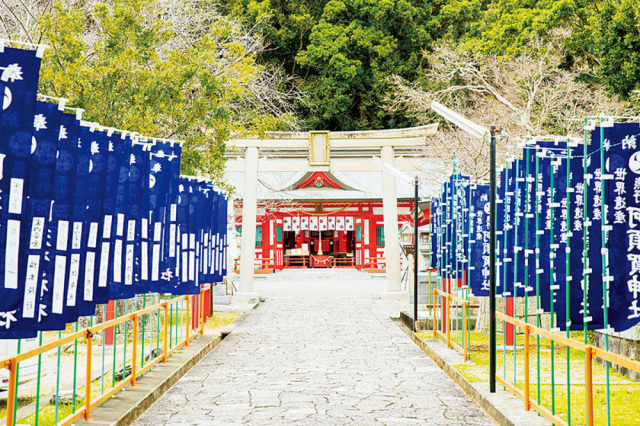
[2,0,640,178]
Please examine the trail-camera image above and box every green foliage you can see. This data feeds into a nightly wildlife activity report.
[297,0,433,130]
[222,0,435,131]
[591,0,640,97]
[454,0,640,99]
[220,0,326,78]
[464,0,560,55]
[36,0,293,184]
[431,0,488,41]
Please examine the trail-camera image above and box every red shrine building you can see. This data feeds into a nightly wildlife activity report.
[232,171,430,270]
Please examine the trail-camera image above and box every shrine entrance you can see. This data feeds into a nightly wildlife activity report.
[282,229,356,268]
[225,126,439,298]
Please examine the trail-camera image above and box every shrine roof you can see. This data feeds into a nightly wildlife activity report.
[225,169,444,201]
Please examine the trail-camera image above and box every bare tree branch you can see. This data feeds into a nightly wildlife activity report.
[384,36,635,179]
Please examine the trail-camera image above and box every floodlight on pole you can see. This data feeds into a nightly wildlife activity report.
[430,100,498,394]
[430,101,489,139]
[381,161,420,332]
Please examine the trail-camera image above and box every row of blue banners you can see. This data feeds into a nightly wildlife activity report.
[0,45,228,338]
[431,121,640,333]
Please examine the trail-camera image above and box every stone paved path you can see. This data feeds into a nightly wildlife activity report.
[134,273,494,425]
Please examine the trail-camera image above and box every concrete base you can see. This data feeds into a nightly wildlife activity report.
[232,292,260,304]
[213,295,232,305]
[382,291,408,301]
[400,311,479,331]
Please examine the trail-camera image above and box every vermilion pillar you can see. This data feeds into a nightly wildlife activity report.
[105,300,115,346]
[505,297,515,347]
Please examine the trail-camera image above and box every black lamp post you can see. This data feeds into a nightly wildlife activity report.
[414,176,419,332]
[430,100,497,394]
[489,126,497,393]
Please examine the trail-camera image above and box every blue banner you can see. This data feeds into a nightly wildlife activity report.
[468,184,490,296]
[77,126,109,316]
[39,111,79,331]
[501,161,516,298]
[147,142,180,292]
[0,47,42,337]
[109,134,133,300]
[96,131,125,305]
[603,123,640,331]
[0,101,57,338]
[159,144,182,293]
[63,122,92,323]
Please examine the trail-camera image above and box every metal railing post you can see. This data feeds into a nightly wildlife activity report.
[163,303,168,363]
[446,295,451,348]
[463,302,468,362]
[433,290,437,338]
[85,331,93,420]
[132,314,138,387]
[6,358,17,426]
[524,325,530,411]
[185,297,190,346]
[586,346,594,426]
[200,289,205,335]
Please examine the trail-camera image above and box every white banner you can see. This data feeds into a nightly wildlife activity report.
[345,216,355,231]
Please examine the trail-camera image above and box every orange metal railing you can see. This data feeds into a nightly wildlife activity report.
[428,287,640,426]
[432,289,470,362]
[492,311,640,426]
[1,290,207,426]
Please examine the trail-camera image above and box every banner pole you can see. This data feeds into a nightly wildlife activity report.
[502,159,509,382]
[566,141,573,425]
[524,140,531,327]
[599,117,611,426]
[582,119,590,425]
[467,181,473,356]
[549,147,556,414]
[513,154,521,387]
[437,184,444,333]
[535,145,542,405]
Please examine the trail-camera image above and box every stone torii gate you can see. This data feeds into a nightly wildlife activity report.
[226,125,438,299]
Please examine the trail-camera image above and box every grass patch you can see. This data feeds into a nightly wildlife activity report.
[204,312,242,331]
[17,371,119,425]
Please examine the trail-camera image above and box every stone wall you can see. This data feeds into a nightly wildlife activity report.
[476,296,552,336]
[595,325,640,381]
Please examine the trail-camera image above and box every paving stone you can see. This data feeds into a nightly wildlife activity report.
[133,275,495,425]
